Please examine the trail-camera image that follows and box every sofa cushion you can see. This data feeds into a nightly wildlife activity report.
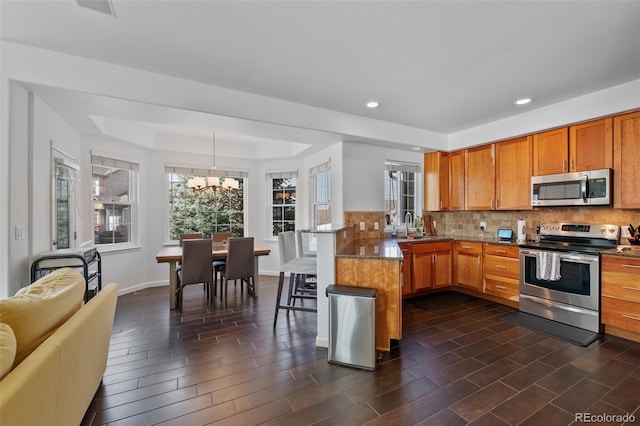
[0,268,85,368]
[0,322,17,379]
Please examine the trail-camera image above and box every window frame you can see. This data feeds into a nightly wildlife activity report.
[309,160,331,228]
[91,152,139,250]
[384,160,422,227]
[267,170,298,239]
[51,150,80,251]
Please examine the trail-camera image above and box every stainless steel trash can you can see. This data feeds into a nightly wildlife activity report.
[326,284,378,370]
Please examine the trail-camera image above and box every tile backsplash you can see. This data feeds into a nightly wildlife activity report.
[345,208,640,243]
[429,207,640,243]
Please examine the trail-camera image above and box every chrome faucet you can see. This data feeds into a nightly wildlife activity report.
[405,212,412,235]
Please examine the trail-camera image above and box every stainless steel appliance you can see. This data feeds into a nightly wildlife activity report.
[531,168,612,207]
[519,223,619,333]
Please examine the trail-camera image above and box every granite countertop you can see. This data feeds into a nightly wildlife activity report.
[395,234,523,246]
[336,238,404,260]
[602,246,640,258]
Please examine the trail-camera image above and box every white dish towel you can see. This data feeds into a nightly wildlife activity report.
[536,251,561,281]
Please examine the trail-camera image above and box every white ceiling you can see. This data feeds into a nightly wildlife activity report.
[2,0,639,158]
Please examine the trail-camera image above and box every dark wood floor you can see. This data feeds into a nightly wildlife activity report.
[82,276,640,426]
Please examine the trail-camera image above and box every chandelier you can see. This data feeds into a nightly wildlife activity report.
[187,176,239,193]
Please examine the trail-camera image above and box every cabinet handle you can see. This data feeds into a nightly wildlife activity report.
[477,257,481,265]
[495,250,506,253]
[622,286,640,291]
[440,201,443,210]
[563,160,567,171]
[462,245,472,249]
[622,264,640,270]
[495,285,507,290]
[622,314,640,322]
[495,265,507,269]
[495,199,499,209]
[570,159,574,171]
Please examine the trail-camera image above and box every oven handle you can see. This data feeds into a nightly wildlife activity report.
[520,249,599,264]
[582,174,588,203]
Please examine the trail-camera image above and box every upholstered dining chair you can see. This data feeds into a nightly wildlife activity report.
[218,237,255,304]
[211,232,233,297]
[177,232,205,294]
[175,238,213,312]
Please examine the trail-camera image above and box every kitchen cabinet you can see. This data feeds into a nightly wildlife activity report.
[423,151,450,211]
[449,150,465,210]
[335,257,402,351]
[412,241,452,292]
[483,243,519,303]
[533,118,612,176]
[399,242,412,295]
[613,111,640,209]
[465,145,495,210]
[532,127,569,175]
[495,136,533,210]
[454,241,483,291]
[569,117,612,171]
[602,255,640,338]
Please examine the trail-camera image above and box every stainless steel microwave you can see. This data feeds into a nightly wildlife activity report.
[531,168,612,207]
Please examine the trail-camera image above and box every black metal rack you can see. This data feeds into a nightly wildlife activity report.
[30,251,102,302]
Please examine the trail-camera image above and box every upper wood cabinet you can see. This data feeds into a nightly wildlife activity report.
[532,127,569,175]
[465,144,495,210]
[613,111,640,209]
[449,150,465,211]
[423,151,450,211]
[570,118,613,172]
[533,118,612,176]
[495,136,533,210]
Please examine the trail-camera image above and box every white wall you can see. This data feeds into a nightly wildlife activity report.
[343,142,424,212]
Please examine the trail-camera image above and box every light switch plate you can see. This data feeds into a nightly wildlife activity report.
[360,221,366,231]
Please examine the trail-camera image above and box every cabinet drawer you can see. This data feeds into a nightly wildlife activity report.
[602,255,640,274]
[602,271,640,303]
[411,241,452,254]
[602,296,640,333]
[484,255,519,279]
[484,275,519,301]
[483,244,519,258]
[455,241,483,255]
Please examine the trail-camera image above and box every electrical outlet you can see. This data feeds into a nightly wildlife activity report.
[374,222,379,230]
[480,222,486,231]
[360,221,366,231]
[15,225,25,240]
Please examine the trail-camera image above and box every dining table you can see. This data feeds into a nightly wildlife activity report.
[156,241,271,309]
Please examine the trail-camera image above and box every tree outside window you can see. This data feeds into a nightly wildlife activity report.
[168,174,244,240]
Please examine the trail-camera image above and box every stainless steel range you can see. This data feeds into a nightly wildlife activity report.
[519,223,619,333]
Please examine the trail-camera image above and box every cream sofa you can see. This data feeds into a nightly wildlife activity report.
[0,268,118,426]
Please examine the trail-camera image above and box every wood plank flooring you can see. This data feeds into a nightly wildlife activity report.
[83,276,640,425]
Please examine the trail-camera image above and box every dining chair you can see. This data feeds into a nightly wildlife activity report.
[273,231,317,328]
[219,237,255,304]
[212,232,233,298]
[177,232,205,295]
[175,238,213,312]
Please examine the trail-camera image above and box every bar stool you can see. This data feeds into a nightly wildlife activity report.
[273,231,317,328]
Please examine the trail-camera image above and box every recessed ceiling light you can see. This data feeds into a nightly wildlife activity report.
[514,97,533,106]
[366,101,380,108]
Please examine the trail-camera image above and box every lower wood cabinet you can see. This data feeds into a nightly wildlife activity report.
[483,243,520,302]
[399,242,412,295]
[602,255,640,337]
[454,241,483,291]
[411,241,452,292]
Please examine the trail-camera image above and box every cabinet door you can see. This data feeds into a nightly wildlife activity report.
[533,127,569,175]
[412,252,433,291]
[455,249,482,290]
[569,118,612,171]
[614,111,640,209]
[465,144,495,210]
[449,150,465,210]
[424,151,450,211]
[495,136,533,210]
[432,250,452,289]
[399,243,412,295]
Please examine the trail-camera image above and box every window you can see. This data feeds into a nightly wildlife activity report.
[166,165,246,240]
[310,161,331,227]
[385,161,421,226]
[92,154,138,245]
[268,171,297,236]
[53,156,79,250]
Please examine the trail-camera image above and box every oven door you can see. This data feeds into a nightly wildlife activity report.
[519,248,599,310]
